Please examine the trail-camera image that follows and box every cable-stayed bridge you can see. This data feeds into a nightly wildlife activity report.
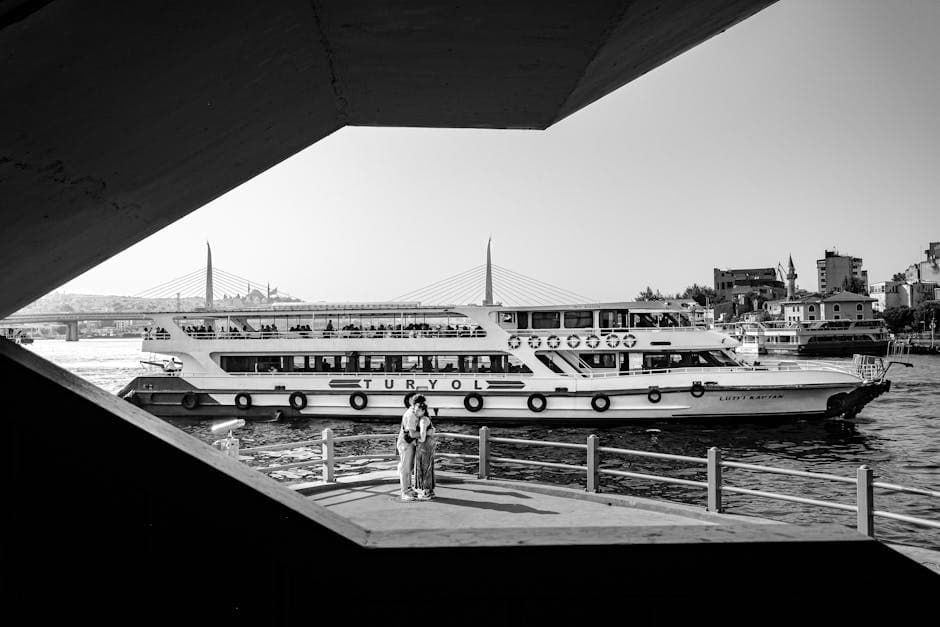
[3,241,595,340]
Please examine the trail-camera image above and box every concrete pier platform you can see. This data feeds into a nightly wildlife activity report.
[291,470,875,549]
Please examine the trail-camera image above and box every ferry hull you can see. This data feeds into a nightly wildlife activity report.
[122,375,889,423]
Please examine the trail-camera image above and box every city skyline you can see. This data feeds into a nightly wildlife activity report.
[53,0,939,304]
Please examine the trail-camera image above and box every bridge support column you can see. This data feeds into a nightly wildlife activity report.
[65,321,79,342]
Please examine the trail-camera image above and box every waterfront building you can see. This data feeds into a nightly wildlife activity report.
[870,281,903,312]
[713,267,781,302]
[782,292,874,323]
[900,281,939,309]
[816,250,868,295]
[903,242,940,283]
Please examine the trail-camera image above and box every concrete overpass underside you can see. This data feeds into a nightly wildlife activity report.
[4,1,935,619]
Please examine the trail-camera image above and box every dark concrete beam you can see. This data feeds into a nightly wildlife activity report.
[1,1,776,316]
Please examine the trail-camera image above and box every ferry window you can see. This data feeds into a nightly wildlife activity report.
[257,356,283,372]
[292,356,306,370]
[643,353,672,370]
[220,356,255,372]
[436,356,459,373]
[531,312,560,329]
[517,312,529,330]
[600,309,628,328]
[706,351,738,366]
[580,353,617,369]
[564,311,593,328]
[500,313,515,325]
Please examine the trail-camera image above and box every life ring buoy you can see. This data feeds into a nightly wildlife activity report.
[547,335,561,349]
[623,334,637,348]
[586,334,600,349]
[235,392,252,410]
[527,393,547,413]
[181,392,199,410]
[403,392,416,408]
[690,382,705,398]
[606,334,621,348]
[349,392,368,410]
[566,334,581,349]
[590,393,610,412]
[464,392,484,413]
[289,391,307,410]
[508,335,522,349]
[647,388,662,404]
[527,335,542,349]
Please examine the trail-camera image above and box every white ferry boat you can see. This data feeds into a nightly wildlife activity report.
[728,319,890,357]
[118,300,895,422]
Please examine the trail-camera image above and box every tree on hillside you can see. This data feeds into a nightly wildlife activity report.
[838,276,868,295]
[635,286,664,301]
[882,306,914,333]
[892,272,907,282]
[679,283,717,306]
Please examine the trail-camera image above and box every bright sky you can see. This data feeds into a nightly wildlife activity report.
[57,0,939,303]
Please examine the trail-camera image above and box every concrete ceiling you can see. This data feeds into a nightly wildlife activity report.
[0,1,776,316]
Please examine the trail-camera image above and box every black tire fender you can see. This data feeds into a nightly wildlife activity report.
[527,393,547,413]
[647,388,662,404]
[234,392,252,410]
[349,392,368,410]
[690,382,705,398]
[289,391,307,410]
[590,393,610,412]
[464,392,484,413]
[181,391,199,410]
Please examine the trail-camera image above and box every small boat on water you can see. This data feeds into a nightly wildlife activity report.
[118,299,899,423]
[2,328,33,344]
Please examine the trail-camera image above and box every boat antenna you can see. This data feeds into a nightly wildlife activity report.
[205,241,214,311]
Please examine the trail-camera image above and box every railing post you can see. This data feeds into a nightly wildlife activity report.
[707,447,723,513]
[321,428,335,483]
[857,465,874,538]
[586,435,599,493]
[478,426,490,479]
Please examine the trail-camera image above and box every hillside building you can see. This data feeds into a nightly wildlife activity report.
[816,250,867,294]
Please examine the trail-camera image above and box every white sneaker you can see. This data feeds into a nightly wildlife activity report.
[400,491,416,502]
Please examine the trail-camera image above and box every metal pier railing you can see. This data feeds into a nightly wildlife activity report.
[235,428,940,541]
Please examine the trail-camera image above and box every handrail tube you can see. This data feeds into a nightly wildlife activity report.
[435,453,479,461]
[722,485,858,513]
[240,439,323,453]
[722,461,857,484]
[871,482,940,498]
[332,434,395,443]
[437,432,480,442]
[597,446,705,465]
[873,511,940,530]
[599,468,707,489]
[488,436,587,450]
[331,454,396,463]
[488,456,586,472]
[256,458,324,473]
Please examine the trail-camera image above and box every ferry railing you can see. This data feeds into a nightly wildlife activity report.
[237,428,940,541]
[152,328,488,341]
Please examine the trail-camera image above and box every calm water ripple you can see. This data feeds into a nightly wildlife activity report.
[28,338,940,549]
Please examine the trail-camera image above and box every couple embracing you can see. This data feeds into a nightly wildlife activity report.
[397,394,436,501]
